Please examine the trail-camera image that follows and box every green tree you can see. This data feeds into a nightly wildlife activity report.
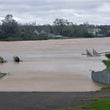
[53,18,70,35]
[1,14,19,40]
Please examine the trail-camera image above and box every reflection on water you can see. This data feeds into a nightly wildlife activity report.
[0,38,109,91]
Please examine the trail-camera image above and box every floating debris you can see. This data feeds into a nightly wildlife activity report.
[86,49,93,57]
[92,49,101,57]
[0,72,7,79]
[82,49,101,57]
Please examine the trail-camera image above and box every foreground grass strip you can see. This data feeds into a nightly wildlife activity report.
[55,105,83,110]
[55,98,110,110]
[85,98,110,110]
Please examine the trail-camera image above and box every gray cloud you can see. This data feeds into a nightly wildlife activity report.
[0,0,110,24]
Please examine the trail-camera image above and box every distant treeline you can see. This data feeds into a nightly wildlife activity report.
[0,14,110,41]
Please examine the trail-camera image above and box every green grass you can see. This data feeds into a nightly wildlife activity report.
[85,98,110,110]
[54,105,82,110]
[54,98,110,110]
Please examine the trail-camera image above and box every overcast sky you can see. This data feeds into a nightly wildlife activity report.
[0,0,110,25]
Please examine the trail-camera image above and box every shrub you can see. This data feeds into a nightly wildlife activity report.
[105,54,110,59]
[0,56,7,63]
[13,56,22,63]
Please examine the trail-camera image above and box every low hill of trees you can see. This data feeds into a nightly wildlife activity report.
[0,14,110,41]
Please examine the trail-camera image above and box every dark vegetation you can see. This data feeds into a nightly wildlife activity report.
[103,54,110,71]
[105,54,110,59]
[0,56,22,63]
[0,14,110,41]
[55,98,110,110]
[13,56,22,63]
[0,56,7,63]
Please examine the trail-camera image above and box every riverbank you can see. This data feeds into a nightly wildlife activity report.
[0,88,110,110]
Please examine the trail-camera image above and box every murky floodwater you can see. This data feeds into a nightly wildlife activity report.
[0,38,109,91]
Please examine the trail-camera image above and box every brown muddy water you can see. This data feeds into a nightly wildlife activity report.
[0,38,109,91]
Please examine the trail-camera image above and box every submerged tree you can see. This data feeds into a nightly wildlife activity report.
[0,56,7,63]
[13,56,22,63]
[102,54,110,70]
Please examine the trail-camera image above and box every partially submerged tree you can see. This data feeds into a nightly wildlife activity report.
[102,54,110,70]
[0,56,7,63]
[13,56,22,63]
[105,54,110,59]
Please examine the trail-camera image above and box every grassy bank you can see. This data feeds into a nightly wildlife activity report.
[86,98,110,110]
[55,97,110,110]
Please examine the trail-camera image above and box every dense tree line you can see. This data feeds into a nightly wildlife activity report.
[0,14,110,41]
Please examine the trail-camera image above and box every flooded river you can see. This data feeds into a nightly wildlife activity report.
[0,38,109,91]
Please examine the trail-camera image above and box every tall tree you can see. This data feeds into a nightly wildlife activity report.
[1,14,19,40]
[53,18,69,35]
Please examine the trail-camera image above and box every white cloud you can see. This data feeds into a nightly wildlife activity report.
[97,2,110,13]
[0,0,110,25]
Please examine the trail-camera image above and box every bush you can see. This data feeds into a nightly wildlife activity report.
[0,56,7,63]
[105,54,110,59]
[13,56,22,63]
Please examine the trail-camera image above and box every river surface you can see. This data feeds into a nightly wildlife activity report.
[0,38,109,91]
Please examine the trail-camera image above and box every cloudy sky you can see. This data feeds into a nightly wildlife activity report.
[0,0,110,25]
